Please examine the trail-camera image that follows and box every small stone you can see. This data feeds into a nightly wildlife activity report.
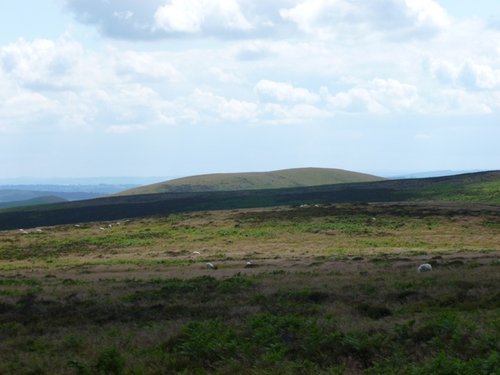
[417,263,432,273]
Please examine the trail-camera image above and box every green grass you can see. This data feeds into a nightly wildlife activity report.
[0,263,498,374]
[403,180,500,204]
[0,203,498,374]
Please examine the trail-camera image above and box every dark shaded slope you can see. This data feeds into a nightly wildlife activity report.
[0,171,498,230]
[0,196,67,210]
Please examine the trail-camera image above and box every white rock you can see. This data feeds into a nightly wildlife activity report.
[206,262,217,270]
[193,251,201,255]
[417,263,433,273]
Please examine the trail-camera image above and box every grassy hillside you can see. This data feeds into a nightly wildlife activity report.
[119,167,384,195]
[398,180,500,203]
[0,204,498,374]
[0,171,498,230]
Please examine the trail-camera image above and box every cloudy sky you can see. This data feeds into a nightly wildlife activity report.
[1,0,499,179]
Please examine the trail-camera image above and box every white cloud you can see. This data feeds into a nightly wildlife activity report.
[190,89,258,121]
[326,79,419,113]
[458,61,500,90]
[210,67,244,83]
[425,57,500,90]
[114,51,181,82]
[423,57,458,85]
[235,41,273,60]
[283,103,329,120]
[154,0,253,34]
[64,0,164,40]
[0,38,186,131]
[255,80,319,103]
[0,38,84,90]
[0,91,60,133]
[404,0,450,30]
[64,0,454,42]
[2,4,500,138]
[429,88,496,114]
[280,0,450,41]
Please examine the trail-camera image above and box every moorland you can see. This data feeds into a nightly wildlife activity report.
[0,171,499,374]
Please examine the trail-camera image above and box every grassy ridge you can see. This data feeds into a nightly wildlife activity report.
[0,171,498,230]
[119,167,384,195]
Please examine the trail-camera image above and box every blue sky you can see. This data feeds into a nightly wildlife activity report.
[1,0,499,179]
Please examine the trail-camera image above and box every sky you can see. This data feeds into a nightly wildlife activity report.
[1,0,500,179]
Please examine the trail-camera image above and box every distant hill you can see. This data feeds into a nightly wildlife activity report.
[0,184,146,203]
[390,170,483,179]
[0,195,67,210]
[0,170,498,230]
[119,168,384,195]
[0,189,101,203]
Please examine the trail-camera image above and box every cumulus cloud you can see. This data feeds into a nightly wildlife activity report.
[63,0,451,41]
[0,92,58,128]
[235,41,273,60]
[210,67,244,84]
[3,2,500,137]
[154,0,253,34]
[64,0,165,40]
[0,38,84,91]
[432,88,496,114]
[65,0,259,39]
[424,57,500,90]
[280,0,450,41]
[113,51,181,82]
[458,62,500,90]
[255,80,319,103]
[326,79,419,113]
[261,102,329,123]
[0,37,185,131]
[189,89,258,121]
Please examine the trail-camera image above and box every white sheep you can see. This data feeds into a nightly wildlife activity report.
[417,263,433,273]
[206,262,217,270]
